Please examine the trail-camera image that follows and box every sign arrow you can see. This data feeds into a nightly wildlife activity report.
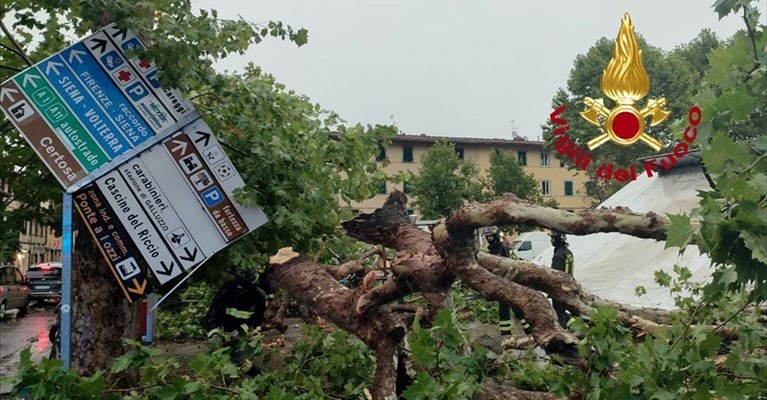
[179,246,198,262]
[22,73,42,89]
[68,49,87,64]
[45,60,64,76]
[127,278,147,295]
[0,87,19,102]
[89,37,108,54]
[111,27,128,41]
[169,139,188,156]
[156,260,176,276]
[194,131,211,147]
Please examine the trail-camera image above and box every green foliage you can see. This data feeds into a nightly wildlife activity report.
[274,325,375,398]
[157,283,216,342]
[2,348,110,400]
[1,1,393,266]
[452,284,499,324]
[487,150,544,203]
[507,294,767,399]
[409,142,546,220]
[404,310,496,400]
[8,325,375,400]
[409,141,486,219]
[665,0,767,301]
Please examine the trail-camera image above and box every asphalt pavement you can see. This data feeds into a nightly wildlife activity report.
[0,305,55,394]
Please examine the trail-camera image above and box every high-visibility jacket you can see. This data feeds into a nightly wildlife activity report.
[552,246,574,276]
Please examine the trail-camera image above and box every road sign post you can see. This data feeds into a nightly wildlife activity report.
[60,192,73,369]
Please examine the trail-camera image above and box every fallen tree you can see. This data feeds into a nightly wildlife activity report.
[267,191,732,399]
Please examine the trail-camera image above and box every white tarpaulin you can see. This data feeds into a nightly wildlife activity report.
[532,164,713,310]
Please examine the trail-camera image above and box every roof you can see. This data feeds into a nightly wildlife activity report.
[390,133,545,147]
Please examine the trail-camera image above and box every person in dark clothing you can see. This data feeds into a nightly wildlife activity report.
[550,230,575,328]
[484,227,516,336]
[204,270,268,369]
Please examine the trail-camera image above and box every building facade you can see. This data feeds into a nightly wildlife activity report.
[15,221,62,272]
[3,185,62,271]
[350,133,592,215]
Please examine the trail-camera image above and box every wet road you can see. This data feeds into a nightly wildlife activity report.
[0,306,54,360]
[0,305,55,391]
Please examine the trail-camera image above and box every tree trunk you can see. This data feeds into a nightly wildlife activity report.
[267,191,723,398]
[71,217,140,386]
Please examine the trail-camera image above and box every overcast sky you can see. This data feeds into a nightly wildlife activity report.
[195,0,765,140]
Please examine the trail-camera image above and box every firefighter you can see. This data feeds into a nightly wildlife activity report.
[483,227,515,336]
[550,230,574,328]
[203,269,268,370]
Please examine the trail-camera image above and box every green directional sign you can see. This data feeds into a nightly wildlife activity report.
[13,68,108,172]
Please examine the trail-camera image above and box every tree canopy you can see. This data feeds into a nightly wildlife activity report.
[409,140,485,219]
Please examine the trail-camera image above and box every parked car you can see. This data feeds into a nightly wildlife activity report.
[26,262,62,303]
[0,264,30,319]
[510,231,552,261]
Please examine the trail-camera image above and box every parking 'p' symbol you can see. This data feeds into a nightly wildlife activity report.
[201,186,224,207]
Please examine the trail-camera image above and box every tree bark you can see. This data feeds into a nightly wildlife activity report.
[269,248,407,399]
[71,218,140,385]
[267,192,715,398]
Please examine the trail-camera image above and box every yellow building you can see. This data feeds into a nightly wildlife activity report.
[350,133,593,216]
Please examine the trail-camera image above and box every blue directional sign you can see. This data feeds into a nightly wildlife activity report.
[42,55,132,159]
[60,43,154,147]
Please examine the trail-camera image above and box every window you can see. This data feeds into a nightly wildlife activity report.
[518,151,527,166]
[403,181,412,194]
[455,148,465,160]
[540,152,549,167]
[541,180,551,195]
[585,181,596,196]
[376,145,387,162]
[378,180,387,194]
[403,146,413,162]
[564,181,574,196]
[407,209,415,215]
[559,159,565,168]
[517,241,533,251]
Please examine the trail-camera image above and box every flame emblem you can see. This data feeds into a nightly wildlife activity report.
[581,13,669,151]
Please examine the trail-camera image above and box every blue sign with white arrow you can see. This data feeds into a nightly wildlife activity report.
[42,55,131,159]
[60,43,155,147]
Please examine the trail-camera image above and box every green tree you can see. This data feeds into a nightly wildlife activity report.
[487,150,544,203]
[542,31,716,203]
[410,141,484,219]
[1,0,393,377]
[667,0,767,301]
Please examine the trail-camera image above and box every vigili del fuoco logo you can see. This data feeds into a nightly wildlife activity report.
[549,13,702,182]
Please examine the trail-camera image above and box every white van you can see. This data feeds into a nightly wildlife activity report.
[510,232,552,261]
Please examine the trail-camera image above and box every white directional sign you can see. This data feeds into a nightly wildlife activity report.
[2,24,269,302]
[87,126,267,292]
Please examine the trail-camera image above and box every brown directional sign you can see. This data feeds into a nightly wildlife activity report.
[163,133,248,242]
[73,185,150,301]
[0,80,87,187]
